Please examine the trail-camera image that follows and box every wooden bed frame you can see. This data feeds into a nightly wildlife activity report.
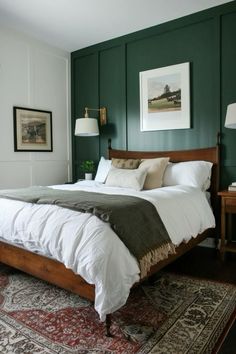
[0,142,220,335]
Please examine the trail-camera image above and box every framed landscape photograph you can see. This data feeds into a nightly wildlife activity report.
[13,107,53,152]
[140,62,190,131]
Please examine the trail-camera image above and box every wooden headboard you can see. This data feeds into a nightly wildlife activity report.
[108,142,220,218]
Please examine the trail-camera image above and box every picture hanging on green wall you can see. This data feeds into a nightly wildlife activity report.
[140,62,190,131]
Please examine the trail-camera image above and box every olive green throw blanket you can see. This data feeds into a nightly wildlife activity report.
[0,186,176,278]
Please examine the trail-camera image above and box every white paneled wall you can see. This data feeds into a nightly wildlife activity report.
[0,27,70,189]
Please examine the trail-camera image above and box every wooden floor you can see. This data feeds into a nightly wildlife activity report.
[165,245,236,354]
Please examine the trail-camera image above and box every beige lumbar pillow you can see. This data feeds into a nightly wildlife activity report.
[139,157,170,189]
[112,158,140,169]
[105,166,147,191]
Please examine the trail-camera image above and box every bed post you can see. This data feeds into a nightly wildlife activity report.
[108,138,112,151]
[215,131,221,249]
[217,131,221,146]
[105,314,112,337]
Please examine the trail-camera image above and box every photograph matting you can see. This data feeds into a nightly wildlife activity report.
[140,62,190,131]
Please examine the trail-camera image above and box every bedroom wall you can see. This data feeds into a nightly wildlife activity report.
[71,1,236,188]
[0,26,70,189]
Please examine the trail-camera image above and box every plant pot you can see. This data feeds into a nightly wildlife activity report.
[85,173,93,180]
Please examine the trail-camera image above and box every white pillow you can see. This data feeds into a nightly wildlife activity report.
[163,160,213,191]
[94,157,112,183]
[105,167,147,191]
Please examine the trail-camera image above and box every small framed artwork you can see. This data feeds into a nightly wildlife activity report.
[13,106,53,152]
[140,62,190,131]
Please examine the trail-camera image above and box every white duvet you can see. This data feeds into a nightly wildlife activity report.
[0,181,215,321]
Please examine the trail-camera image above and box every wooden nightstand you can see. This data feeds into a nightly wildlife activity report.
[218,190,236,260]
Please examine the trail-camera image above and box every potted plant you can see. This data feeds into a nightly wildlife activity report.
[80,160,95,180]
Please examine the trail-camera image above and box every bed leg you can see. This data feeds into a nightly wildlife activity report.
[105,314,113,337]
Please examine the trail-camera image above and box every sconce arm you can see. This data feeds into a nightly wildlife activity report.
[84,107,107,125]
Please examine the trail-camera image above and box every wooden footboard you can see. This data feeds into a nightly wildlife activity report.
[0,225,215,338]
[0,227,214,300]
[0,240,95,302]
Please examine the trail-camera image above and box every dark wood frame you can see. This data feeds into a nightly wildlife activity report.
[0,143,220,334]
[13,106,53,152]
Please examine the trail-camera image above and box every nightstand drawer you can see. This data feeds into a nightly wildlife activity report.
[225,197,236,213]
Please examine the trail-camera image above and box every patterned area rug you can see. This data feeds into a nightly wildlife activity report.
[0,264,235,354]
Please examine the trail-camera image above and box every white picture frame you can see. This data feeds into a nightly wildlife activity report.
[140,62,190,131]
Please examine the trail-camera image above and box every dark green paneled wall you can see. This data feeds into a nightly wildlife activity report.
[126,19,218,151]
[99,46,127,156]
[71,2,236,186]
[71,53,99,180]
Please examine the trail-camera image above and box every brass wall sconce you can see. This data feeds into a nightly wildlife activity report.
[84,107,107,126]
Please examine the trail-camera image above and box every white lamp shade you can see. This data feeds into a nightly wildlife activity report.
[74,118,99,136]
[225,103,236,129]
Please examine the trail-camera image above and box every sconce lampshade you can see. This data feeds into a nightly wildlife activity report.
[74,118,99,137]
[225,103,236,129]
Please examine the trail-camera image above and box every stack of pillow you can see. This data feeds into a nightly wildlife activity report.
[94,156,213,192]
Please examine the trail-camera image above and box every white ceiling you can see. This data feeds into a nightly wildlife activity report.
[0,0,232,52]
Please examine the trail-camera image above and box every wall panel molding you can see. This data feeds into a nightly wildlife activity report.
[0,26,70,188]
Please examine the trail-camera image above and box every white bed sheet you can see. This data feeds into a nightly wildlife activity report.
[0,182,215,321]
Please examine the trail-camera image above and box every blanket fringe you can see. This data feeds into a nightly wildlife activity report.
[139,242,176,279]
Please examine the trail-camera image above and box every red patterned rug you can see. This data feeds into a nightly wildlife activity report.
[0,264,235,353]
